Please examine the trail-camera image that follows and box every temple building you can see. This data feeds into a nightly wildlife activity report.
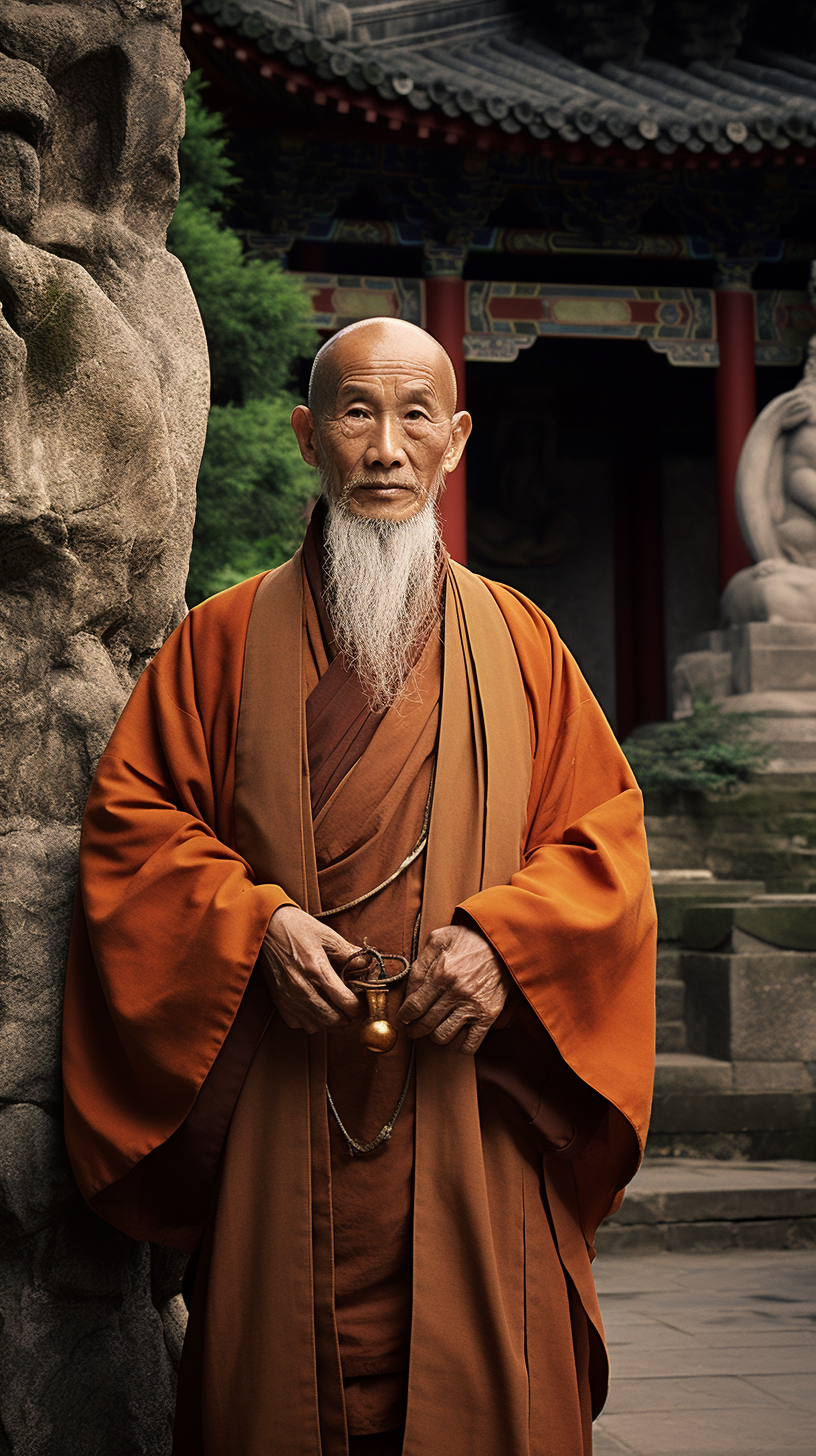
[181,0,816,735]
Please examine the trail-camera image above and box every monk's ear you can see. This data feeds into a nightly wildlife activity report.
[291,405,321,468]
[443,411,473,474]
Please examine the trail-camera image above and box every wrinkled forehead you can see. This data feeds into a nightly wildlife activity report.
[315,326,457,415]
[334,361,445,403]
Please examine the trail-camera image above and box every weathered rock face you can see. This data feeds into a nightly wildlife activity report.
[0,2,209,1450]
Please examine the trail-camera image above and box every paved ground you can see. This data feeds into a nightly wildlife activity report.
[592,1250,816,1456]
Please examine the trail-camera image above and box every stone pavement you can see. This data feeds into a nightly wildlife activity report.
[592,1249,816,1455]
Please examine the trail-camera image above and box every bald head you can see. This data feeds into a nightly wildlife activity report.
[308,317,457,424]
[291,315,471,525]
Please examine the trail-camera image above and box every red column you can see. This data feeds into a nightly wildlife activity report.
[425,273,467,564]
[614,370,666,735]
[715,275,756,588]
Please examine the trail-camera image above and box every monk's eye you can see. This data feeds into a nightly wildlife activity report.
[405,410,428,421]
[346,408,370,419]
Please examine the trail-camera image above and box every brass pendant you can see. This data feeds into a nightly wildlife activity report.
[340,947,409,1055]
[359,987,399,1054]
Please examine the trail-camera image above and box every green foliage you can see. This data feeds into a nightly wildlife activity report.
[622,699,770,796]
[186,399,318,603]
[167,74,318,604]
[174,72,236,213]
[168,197,316,406]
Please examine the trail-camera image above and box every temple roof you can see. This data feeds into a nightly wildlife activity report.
[190,0,816,156]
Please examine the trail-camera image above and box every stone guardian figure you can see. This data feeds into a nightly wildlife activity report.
[724,271,816,625]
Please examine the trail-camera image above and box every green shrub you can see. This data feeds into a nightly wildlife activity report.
[622,699,769,795]
[186,398,318,603]
[167,75,318,604]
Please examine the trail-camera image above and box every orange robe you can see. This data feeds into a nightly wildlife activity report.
[301,522,436,1434]
[63,547,656,1456]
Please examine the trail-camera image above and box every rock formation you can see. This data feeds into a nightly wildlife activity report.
[0,2,209,1449]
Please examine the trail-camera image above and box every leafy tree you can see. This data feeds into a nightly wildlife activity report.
[168,74,318,604]
[622,698,769,795]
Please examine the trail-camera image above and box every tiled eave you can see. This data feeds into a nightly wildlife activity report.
[185,3,816,168]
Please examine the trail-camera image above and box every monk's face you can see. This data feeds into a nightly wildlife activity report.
[291,321,471,523]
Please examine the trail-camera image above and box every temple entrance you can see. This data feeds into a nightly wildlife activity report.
[467,338,803,735]
[466,339,742,735]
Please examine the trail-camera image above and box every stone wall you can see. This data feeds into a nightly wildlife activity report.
[645,775,816,893]
[0,3,209,1450]
[649,879,816,1162]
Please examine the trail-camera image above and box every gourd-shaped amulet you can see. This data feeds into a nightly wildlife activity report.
[359,986,399,1053]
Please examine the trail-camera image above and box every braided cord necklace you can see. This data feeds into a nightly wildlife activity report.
[326,1045,416,1157]
[313,769,435,923]
[318,773,433,1157]
[325,937,421,1158]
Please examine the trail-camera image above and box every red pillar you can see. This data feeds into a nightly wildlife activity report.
[424,273,468,564]
[715,275,756,589]
[614,366,666,735]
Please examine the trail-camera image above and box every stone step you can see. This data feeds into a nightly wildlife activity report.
[655,1020,687,1054]
[645,776,816,894]
[656,946,682,980]
[652,877,766,941]
[654,1052,732,1093]
[649,1078,816,1160]
[655,978,684,1021]
[646,1131,816,1160]
[719,688,816,715]
[648,1053,816,1159]
[596,1157,816,1254]
[681,895,816,952]
[765,756,816,774]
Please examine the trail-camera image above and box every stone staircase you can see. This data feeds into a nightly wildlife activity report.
[594,872,816,1250]
[597,1157,816,1254]
[646,872,816,1162]
[656,945,686,1054]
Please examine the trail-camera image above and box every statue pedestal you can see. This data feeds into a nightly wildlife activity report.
[673,623,816,772]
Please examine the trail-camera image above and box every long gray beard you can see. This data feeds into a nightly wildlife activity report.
[322,497,442,712]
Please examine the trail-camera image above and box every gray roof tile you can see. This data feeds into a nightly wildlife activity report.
[192,1,816,153]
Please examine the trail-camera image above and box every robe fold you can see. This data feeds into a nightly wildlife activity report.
[63,541,656,1456]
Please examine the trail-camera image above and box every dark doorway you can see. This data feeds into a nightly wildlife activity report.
[465,336,718,736]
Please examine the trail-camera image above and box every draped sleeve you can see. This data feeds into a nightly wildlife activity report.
[62,574,293,1235]
[459,581,657,1242]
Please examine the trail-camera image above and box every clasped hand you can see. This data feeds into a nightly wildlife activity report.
[398,923,510,1054]
[261,907,510,1053]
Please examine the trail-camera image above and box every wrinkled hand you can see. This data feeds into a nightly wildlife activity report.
[260,905,362,1033]
[398,924,511,1054]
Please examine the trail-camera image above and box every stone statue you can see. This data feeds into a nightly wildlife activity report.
[0,2,209,1451]
[724,288,816,625]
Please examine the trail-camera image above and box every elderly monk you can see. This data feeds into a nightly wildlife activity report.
[63,317,656,1456]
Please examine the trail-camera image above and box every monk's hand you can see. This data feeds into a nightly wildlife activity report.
[398,924,511,1054]
[260,905,362,1034]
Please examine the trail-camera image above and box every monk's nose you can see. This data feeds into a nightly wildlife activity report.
[364,414,406,470]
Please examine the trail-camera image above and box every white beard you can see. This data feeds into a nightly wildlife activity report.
[322,493,442,712]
